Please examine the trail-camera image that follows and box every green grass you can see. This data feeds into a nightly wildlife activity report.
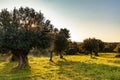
[0,53,120,80]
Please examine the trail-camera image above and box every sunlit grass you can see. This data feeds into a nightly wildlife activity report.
[0,53,120,80]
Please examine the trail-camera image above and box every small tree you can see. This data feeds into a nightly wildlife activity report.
[66,42,79,55]
[55,28,70,56]
[94,39,104,56]
[82,38,104,57]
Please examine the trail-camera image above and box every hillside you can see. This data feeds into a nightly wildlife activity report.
[0,53,120,80]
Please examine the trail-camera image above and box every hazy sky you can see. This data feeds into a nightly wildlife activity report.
[0,0,120,42]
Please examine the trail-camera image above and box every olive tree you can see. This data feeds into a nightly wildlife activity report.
[82,38,104,57]
[49,28,70,61]
[0,7,52,69]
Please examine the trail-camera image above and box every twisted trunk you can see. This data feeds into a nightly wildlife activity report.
[12,50,30,70]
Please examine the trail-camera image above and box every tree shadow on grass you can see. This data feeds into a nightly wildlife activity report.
[50,59,120,80]
[0,61,32,80]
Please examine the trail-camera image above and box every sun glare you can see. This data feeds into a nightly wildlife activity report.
[31,24,36,28]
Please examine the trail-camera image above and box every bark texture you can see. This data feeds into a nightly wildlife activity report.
[12,50,30,70]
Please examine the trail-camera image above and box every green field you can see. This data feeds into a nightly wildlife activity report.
[0,53,120,80]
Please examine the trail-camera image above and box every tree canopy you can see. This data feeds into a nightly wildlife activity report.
[0,7,53,69]
[82,38,104,57]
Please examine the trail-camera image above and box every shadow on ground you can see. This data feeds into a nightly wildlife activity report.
[0,61,32,80]
[49,58,120,80]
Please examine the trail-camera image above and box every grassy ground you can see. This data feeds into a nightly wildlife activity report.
[0,53,120,80]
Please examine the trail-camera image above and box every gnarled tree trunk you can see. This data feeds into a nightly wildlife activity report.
[12,50,30,70]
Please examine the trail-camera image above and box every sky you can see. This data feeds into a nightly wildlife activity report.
[0,0,120,42]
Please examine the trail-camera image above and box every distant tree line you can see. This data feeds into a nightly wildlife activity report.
[65,38,119,57]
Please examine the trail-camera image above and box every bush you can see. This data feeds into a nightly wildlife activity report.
[65,48,79,55]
